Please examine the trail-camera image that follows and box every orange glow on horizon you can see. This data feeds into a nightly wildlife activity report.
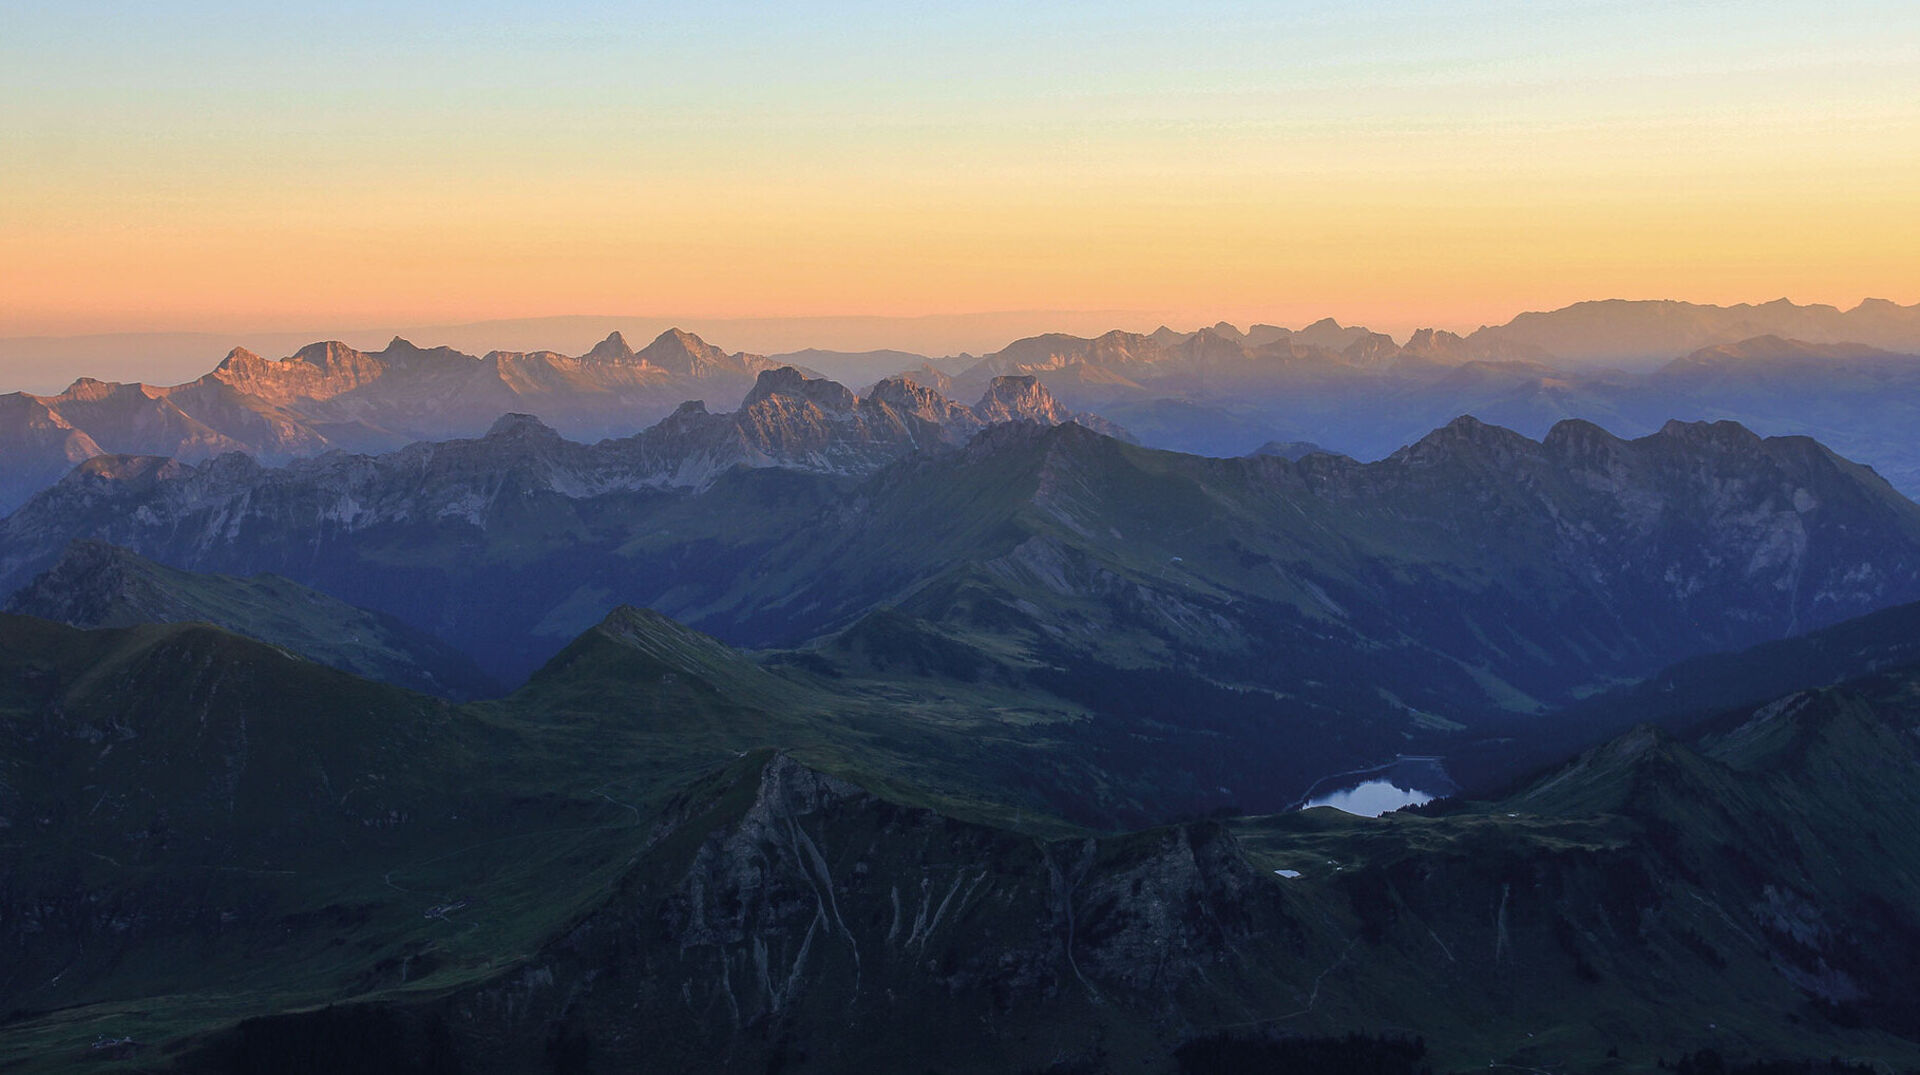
[3,4,1915,343]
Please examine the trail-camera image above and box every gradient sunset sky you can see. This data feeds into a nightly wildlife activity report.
[3,0,1915,341]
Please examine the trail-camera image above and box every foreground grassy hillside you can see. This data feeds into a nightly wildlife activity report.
[6,604,1920,1071]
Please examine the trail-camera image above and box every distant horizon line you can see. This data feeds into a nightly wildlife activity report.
[3,294,1917,398]
[6,292,1916,345]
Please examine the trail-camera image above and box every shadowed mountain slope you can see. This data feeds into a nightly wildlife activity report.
[7,411,1920,821]
[8,602,1920,1071]
[4,540,497,699]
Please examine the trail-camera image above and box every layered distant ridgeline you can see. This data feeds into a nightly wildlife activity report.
[930,315,1920,495]
[7,361,1920,818]
[0,328,786,512]
[6,298,1920,515]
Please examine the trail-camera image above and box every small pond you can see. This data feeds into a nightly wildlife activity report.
[1298,756,1456,817]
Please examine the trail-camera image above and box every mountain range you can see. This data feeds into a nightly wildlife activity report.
[936,329,1920,501]
[7,579,1920,1072]
[0,329,786,512]
[10,298,1920,1070]
[7,298,1920,516]
[6,369,1920,825]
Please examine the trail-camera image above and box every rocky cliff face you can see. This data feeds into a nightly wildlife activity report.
[178,679,1920,1073]
[431,752,1302,1073]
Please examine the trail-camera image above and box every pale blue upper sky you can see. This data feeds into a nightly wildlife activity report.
[2,1,1916,336]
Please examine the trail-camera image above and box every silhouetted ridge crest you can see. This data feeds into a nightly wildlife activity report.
[485,412,561,439]
[1394,414,1541,466]
[1654,418,1766,451]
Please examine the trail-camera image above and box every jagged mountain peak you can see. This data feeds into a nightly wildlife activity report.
[740,366,856,413]
[637,327,728,374]
[865,374,944,410]
[217,346,265,369]
[1404,327,1466,350]
[291,340,367,366]
[53,376,121,400]
[583,330,635,362]
[973,374,1068,423]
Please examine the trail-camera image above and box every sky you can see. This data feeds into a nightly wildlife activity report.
[2,0,1917,346]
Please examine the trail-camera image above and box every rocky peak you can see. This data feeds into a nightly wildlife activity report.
[291,341,368,368]
[740,367,856,414]
[214,346,266,371]
[1402,327,1462,354]
[1395,414,1540,467]
[485,412,563,440]
[638,328,726,376]
[55,377,120,401]
[1342,332,1403,366]
[864,375,947,416]
[583,331,636,362]
[973,375,1068,425]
